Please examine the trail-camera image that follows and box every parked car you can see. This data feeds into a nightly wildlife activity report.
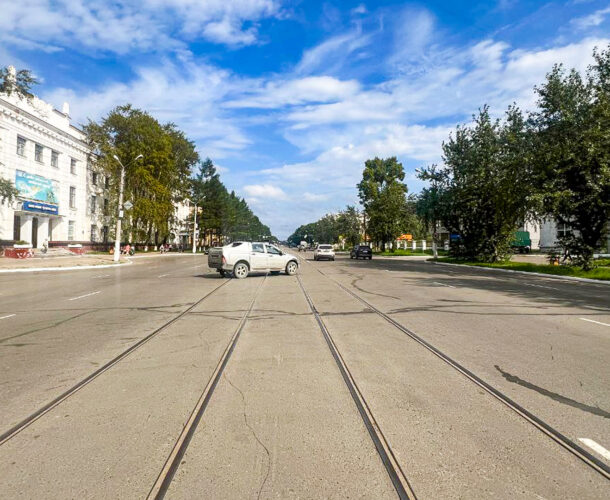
[314,244,335,261]
[207,241,299,279]
[350,244,372,260]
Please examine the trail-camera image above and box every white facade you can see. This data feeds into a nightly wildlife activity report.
[172,198,194,248]
[0,90,98,248]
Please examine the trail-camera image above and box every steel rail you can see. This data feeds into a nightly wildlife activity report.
[147,274,267,499]
[0,278,231,447]
[296,274,418,500]
[308,262,610,481]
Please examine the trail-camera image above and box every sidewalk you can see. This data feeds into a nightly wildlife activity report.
[0,253,129,271]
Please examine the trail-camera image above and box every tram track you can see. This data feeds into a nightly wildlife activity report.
[147,274,267,499]
[0,278,231,447]
[296,273,417,500]
[303,259,610,481]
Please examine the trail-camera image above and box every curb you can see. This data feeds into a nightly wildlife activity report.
[0,259,133,274]
[430,261,610,285]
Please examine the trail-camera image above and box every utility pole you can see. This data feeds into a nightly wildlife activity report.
[112,154,142,263]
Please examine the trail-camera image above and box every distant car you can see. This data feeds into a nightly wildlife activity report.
[314,244,335,261]
[350,244,372,260]
[207,241,299,278]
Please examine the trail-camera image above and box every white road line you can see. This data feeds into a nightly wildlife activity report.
[158,273,170,278]
[579,438,610,460]
[432,281,456,288]
[579,318,610,328]
[68,291,101,301]
[93,274,110,278]
[0,314,16,320]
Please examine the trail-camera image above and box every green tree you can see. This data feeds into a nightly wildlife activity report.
[84,105,198,245]
[0,176,19,204]
[357,157,409,251]
[336,205,362,246]
[530,46,610,269]
[0,66,38,100]
[418,106,533,262]
[192,158,272,245]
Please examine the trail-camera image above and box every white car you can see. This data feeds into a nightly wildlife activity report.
[314,244,335,261]
[208,242,299,279]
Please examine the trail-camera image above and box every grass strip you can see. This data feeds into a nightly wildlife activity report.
[434,258,610,281]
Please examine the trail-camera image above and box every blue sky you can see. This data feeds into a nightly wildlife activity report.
[1,0,609,238]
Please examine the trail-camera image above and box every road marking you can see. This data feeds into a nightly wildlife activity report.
[93,274,110,278]
[579,318,610,328]
[68,291,101,301]
[432,281,456,288]
[158,273,170,278]
[0,314,16,320]
[579,439,610,460]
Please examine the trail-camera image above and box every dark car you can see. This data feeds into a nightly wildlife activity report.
[350,245,372,260]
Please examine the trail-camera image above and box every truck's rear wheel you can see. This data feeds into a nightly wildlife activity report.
[233,262,249,279]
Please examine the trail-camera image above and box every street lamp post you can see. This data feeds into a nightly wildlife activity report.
[192,202,197,254]
[112,154,142,262]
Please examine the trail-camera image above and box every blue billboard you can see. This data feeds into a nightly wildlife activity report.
[15,170,59,204]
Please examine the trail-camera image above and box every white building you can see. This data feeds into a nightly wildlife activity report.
[0,73,102,248]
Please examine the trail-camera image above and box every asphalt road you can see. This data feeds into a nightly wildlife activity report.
[0,251,608,498]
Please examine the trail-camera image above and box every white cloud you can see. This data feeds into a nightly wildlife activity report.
[0,0,282,53]
[243,184,287,199]
[296,31,372,75]
[571,6,610,30]
[43,57,251,159]
[303,192,330,202]
[351,4,367,15]
[226,76,361,109]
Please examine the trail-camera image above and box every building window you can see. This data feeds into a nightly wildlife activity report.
[103,198,109,216]
[92,172,98,185]
[17,136,26,156]
[557,223,571,239]
[70,158,77,174]
[69,186,76,209]
[91,195,96,214]
[104,176,110,189]
[68,221,75,241]
[35,144,43,162]
[51,150,59,168]
[90,225,97,242]
[102,226,109,243]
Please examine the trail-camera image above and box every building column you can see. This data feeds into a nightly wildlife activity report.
[21,216,32,244]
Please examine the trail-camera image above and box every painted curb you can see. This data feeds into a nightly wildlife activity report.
[430,260,610,285]
[0,259,133,274]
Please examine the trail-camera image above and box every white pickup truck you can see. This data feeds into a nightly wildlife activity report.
[208,242,299,279]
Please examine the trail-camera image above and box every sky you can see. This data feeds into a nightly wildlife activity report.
[1,0,609,238]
